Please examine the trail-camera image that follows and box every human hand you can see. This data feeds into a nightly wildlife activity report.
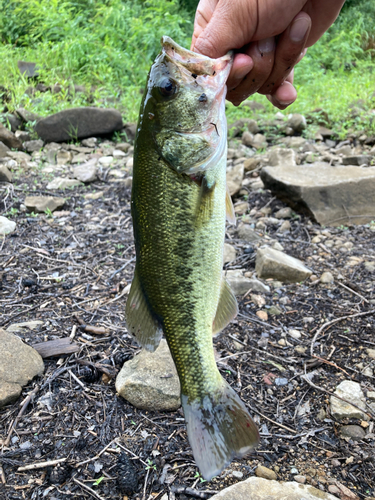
[191,0,345,108]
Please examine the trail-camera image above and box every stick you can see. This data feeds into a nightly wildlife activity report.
[4,385,40,446]
[73,477,106,500]
[337,281,369,304]
[310,309,375,356]
[17,457,67,472]
[251,407,297,434]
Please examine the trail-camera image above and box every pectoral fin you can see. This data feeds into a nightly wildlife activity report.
[225,185,236,225]
[125,269,163,352]
[212,279,238,336]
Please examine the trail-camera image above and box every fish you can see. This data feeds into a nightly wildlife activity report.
[126,36,259,480]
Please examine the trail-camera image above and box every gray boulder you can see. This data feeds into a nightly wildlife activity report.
[256,247,312,283]
[73,161,98,183]
[23,139,44,152]
[0,124,22,149]
[25,195,65,213]
[35,107,123,142]
[261,163,375,226]
[330,380,368,420]
[116,339,180,411]
[0,328,44,408]
[209,477,338,500]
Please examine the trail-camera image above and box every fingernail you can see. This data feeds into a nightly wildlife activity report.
[258,37,275,54]
[290,17,310,42]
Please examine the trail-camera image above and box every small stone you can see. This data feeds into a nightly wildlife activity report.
[23,139,44,152]
[295,346,307,355]
[287,113,306,134]
[366,348,375,359]
[331,459,340,468]
[98,156,113,166]
[0,123,22,149]
[0,216,16,235]
[115,142,131,153]
[278,338,286,346]
[294,475,306,484]
[81,137,97,148]
[367,391,375,401]
[116,339,180,411]
[237,224,262,243]
[256,246,312,283]
[243,157,261,172]
[0,164,12,182]
[340,425,366,441]
[317,408,326,420]
[56,150,72,165]
[242,130,254,147]
[342,155,372,166]
[268,147,296,167]
[311,236,321,244]
[288,329,301,340]
[247,120,259,134]
[223,243,237,264]
[25,196,65,213]
[0,141,10,158]
[256,311,268,321]
[320,271,334,284]
[46,177,83,190]
[84,191,104,200]
[126,157,134,169]
[255,465,277,481]
[268,305,282,315]
[274,207,293,219]
[279,220,291,232]
[330,380,368,420]
[73,162,98,183]
[232,471,244,479]
[363,261,375,272]
[227,163,244,196]
[271,241,284,251]
[225,270,269,295]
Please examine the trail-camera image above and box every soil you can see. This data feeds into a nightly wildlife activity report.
[0,146,374,500]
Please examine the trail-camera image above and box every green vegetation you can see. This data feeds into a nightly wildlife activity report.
[0,0,374,136]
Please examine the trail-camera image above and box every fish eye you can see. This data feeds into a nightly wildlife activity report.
[159,78,177,97]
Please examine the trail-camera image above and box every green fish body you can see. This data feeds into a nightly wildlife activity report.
[126,36,259,479]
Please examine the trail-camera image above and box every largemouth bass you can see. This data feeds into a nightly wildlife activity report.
[126,36,259,479]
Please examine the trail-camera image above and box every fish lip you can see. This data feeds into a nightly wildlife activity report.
[161,36,233,91]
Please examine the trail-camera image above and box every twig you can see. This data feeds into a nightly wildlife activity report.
[336,281,369,304]
[251,407,297,434]
[142,467,150,500]
[73,477,106,500]
[171,486,214,499]
[17,457,67,472]
[0,465,6,484]
[4,384,40,446]
[75,440,116,467]
[68,369,86,390]
[310,309,375,356]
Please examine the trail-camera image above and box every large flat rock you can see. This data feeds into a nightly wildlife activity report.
[261,163,375,226]
[210,477,338,500]
[35,107,123,142]
[0,328,44,408]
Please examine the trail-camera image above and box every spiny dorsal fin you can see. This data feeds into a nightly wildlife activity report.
[212,279,238,336]
[225,184,236,225]
[125,269,163,352]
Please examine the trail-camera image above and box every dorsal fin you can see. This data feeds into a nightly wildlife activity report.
[125,269,163,352]
[212,279,238,336]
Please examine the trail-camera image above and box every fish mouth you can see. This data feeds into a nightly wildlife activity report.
[161,36,233,101]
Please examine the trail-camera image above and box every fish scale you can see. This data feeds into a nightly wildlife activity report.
[126,36,259,479]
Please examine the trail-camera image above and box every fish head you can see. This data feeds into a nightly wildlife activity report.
[138,36,233,174]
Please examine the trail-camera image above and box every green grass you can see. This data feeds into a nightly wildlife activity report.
[0,0,374,136]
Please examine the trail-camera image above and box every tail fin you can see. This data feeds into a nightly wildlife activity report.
[182,380,259,480]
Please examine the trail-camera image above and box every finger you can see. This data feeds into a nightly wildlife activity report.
[258,12,311,96]
[227,37,275,106]
[266,77,297,110]
[191,0,218,50]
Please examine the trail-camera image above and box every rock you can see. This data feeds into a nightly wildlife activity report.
[81,137,97,148]
[256,247,312,282]
[287,113,306,134]
[0,113,22,132]
[328,481,359,500]
[46,177,83,190]
[0,216,16,235]
[23,139,44,152]
[320,271,334,284]
[257,310,268,321]
[330,380,368,420]
[242,131,254,147]
[281,136,306,148]
[0,328,44,408]
[342,155,372,166]
[268,147,297,167]
[209,477,339,500]
[274,207,293,219]
[98,156,113,166]
[318,127,336,139]
[0,141,10,158]
[255,466,277,480]
[6,320,44,333]
[0,164,12,182]
[367,348,375,359]
[294,475,306,484]
[229,118,254,137]
[268,305,282,315]
[288,329,302,340]
[56,150,72,165]
[223,243,237,264]
[232,470,244,479]
[251,133,267,149]
[364,261,375,272]
[244,157,261,172]
[85,191,104,200]
[279,220,291,233]
[116,339,180,411]
[15,130,31,142]
[243,100,266,111]
[261,163,375,226]
[115,142,131,153]
[247,119,259,134]
[35,107,123,142]
[237,224,262,243]
[226,163,244,196]
[0,123,22,149]
[17,60,39,77]
[25,196,65,213]
[340,425,366,441]
[123,122,137,142]
[15,107,41,123]
[225,270,270,295]
[73,162,98,183]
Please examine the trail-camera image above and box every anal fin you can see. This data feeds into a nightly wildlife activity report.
[212,279,238,336]
[125,269,163,352]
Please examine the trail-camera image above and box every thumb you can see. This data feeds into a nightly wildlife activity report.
[193,0,256,58]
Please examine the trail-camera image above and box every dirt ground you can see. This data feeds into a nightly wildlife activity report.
[0,147,374,500]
